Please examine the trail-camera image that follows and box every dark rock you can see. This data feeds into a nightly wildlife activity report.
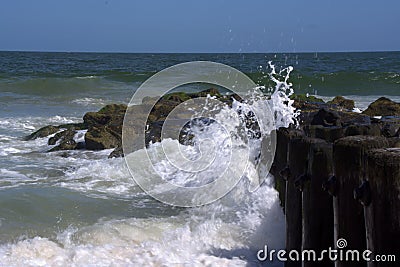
[290,93,325,103]
[344,124,381,137]
[362,97,400,116]
[161,92,191,103]
[378,117,400,137]
[300,108,359,127]
[76,142,86,150]
[58,123,87,131]
[311,108,341,127]
[144,89,225,123]
[141,89,233,146]
[189,88,222,98]
[97,103,127,115]
[24,125,60,140]
[48,129,76,146]
[328,96,355,110]
[141,96,158,105]
[336,111,371,126]
[48,129,78,152]
[145,121,163,145]
[150,100,180,121]
[381,123,400,137]
[388,137,400,148]
[48,139,77,152]
[304,125,344,142]
[84,104,126,126]
[291,94,325,111]
[85,126,120,150]
[108,146,124,158]
[84,104,127,150]
[83,112,112,126]
[298,104,370,128]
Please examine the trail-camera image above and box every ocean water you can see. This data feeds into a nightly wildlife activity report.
[0,51,399,266]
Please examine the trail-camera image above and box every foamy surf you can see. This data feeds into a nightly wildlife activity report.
[0,177,285,267]
[71,97,108,106]
[0,60,299,266]
[0,116,80,135]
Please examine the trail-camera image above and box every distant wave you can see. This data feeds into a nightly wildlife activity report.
[75,75,98,79]
[71,97,107,106]
[249,70,400,96]
[0,77,115,96]
[1,68,399,97]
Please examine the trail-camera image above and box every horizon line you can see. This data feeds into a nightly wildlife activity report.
[1,49,400,54]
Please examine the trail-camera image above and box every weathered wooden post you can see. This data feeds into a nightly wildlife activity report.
[272,128,303,211]
[357,148,400,267]
[300,138,334,267]
[285,135,308,267]
[333,136,389,267]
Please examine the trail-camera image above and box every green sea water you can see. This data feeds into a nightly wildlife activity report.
[0,52,399,266]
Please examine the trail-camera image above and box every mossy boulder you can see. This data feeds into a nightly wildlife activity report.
[85,126,121,150]
[362,97,400,116]
[97,103,127,115]
[145,89,225,123]
[188,88,222,98]
[57,123,87,131]
[161,92,191,103]
[83,112,112,126]
[328,96,355,110]
[84,104,127,150]
[47,129,84,152]
[24,125,60,140]
[48,139,77,152]
[290,94,325,111]
[290,94,324,103]
[48,129,76,146]
[84,104,127,127]
[24,122,87,141]
[108,146,124,158]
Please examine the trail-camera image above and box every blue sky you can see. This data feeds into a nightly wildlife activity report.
[0,0,399,53]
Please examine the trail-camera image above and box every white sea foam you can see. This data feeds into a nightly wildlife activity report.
[72,97,107,106]
[75,75,98,79]
[0,169,29,180]
[60,156,136,197]
[0,62,297,266]
[0,177,284,267]
[73,130,87,143]
[0,116,79,134]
